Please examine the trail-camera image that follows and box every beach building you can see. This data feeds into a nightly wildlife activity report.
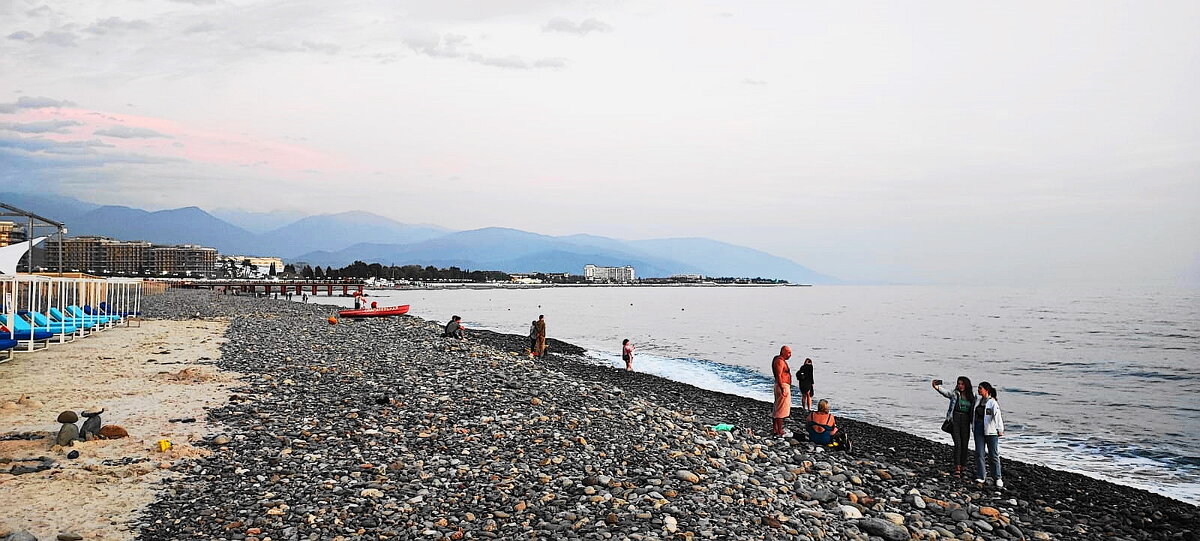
[43,236,218,276]
[584,264,636,283]
[0,221,17,247]
[219,255,285,278]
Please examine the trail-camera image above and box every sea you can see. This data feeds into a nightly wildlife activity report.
[319,285,1200,505]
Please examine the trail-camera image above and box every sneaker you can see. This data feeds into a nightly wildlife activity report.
[995,479,1004,488]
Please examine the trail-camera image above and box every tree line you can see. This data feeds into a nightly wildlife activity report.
[287,261,511,282]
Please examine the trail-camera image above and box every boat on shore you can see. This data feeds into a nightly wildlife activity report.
[337,305,410,318]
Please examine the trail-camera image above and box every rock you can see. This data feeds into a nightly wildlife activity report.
[98,425,129,439]
[58,534,84,541]
[67,450,80,459]
[1032,531,1051,540]
[675,470,700,483]
[664,515,678,533]
[978,506,1000,519]
[858,517,910,541]
[57,410,79,424]
[360,488,384,498]
[56,423,80,446]
[1,401,17,409]
[82,406,104,416]
[882,512,905,525]
[7,530,37,541]
[950,508,970,522]
[80,411,102,440]
[839,505,863,519]
[212,435,231,445]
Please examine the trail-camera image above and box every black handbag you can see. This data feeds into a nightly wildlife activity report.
[941,418,954,433]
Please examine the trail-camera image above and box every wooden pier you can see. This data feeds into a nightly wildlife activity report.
[175,280,366,296]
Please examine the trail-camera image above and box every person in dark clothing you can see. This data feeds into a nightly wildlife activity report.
[443,315,465,339]
[798,358,815,412]
[528,320,538,355]
[933,376,975,478]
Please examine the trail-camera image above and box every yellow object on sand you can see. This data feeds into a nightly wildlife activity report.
[157,439,172,452]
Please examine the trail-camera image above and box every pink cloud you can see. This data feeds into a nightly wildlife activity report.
[7,107,345,175]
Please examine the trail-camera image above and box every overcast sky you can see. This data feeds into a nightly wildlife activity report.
[1,0,1197,285]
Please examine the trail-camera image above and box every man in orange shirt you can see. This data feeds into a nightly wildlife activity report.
[771,345,794,436]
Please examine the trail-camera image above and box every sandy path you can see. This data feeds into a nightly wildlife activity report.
[0,319,235,541]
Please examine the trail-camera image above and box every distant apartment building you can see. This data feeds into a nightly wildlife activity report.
[584,264,636,283]
[43,236,217,276]
[221,255,286,277]
[0,221,15,247]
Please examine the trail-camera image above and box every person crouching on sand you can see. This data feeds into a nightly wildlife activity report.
[622,339,635,371]
[770,345,795,436]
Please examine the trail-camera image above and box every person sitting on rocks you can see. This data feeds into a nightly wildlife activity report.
[806,399,851,451]
[443,315,465,339]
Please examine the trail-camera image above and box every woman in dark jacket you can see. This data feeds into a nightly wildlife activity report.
[798,358,814,412]
[933,376,975,477]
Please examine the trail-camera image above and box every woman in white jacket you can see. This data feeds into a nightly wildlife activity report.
[973,381,1005,487]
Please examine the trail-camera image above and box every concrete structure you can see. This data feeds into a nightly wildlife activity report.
[0,221,16,247]
[584,264,636,283]
[43,236,217,276]
[219,255,286,277]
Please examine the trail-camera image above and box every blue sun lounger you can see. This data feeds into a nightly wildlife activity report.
[99,302,140,317]
[1,338,17,363]
[49,307,106,329]
[68,305,118,324]
[19,311,81,338]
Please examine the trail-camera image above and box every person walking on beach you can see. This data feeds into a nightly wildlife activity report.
[770,346,795,436]
[973,381,1005,487]
[933,376,975,478]
[621,339,635,371]
[533,315,547,357]
[798,358,814,412]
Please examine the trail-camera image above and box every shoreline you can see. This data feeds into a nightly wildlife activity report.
[131,290,1198,540]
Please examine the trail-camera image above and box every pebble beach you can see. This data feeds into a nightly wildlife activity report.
[13,289,1197,541]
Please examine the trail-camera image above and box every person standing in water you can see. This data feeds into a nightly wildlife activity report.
[770,346,795,437]
[621,339,635,371]
[533,315,547,357]
[933,376,976,478]
[973,381,1005,487]
[798,358,815,412]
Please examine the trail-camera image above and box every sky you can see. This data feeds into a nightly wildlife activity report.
[1,0,1198,285]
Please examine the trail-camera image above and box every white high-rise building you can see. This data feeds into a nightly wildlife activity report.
[584,264,635,282]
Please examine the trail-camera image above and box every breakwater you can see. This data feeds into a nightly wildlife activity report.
[137,290,1198,540]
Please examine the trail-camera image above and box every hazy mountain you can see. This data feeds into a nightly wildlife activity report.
[260,211,450,258]
[210,208,307,234]
[2,192,840,282]
[629,237,841,284]
[294,228,716,279]
[0,192,99,225]
[70,205,259,254]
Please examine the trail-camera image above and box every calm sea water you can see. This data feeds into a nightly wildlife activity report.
[319,285,1199,504]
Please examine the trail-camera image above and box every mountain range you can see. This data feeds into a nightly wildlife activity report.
[0,192,841,283]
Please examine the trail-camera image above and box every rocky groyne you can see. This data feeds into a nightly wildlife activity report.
[135,290,1198,540]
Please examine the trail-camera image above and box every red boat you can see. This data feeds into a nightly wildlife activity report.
[337,305,410,318]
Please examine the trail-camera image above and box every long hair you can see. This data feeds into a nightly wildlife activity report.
[979,381,997,400]
[957,376,975,402]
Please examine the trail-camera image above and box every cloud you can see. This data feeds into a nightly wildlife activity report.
[94,126,172,139]
[37,30,79,47]
[400,30,563,69]
[84,17,152,35]
[250,40,341,55]
[543,17,612,35]
[742,78,767,86]
[0,96,76,114]
[7,31,35,41]
[183,21,218,34]
[26,5,54,17]
[167,0,218,4]
[1,120,83,134]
